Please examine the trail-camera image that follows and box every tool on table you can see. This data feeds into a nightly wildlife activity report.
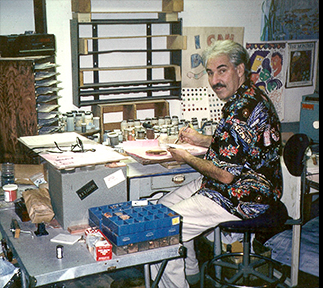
[10,219,21,239]
[35,223,49,236]
[10,218,34,239]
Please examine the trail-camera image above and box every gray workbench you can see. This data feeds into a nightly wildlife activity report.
[0,207,184,288]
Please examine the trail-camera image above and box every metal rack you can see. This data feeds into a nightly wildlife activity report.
[70,10,186,107]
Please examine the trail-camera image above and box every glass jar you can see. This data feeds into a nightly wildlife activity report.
[1,162,15,187]
[84,111,93,130]
[75,113,83,131]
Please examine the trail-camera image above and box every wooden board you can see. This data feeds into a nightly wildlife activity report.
[123,140,207,165]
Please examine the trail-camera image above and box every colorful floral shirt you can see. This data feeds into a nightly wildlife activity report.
[197,79,283,219]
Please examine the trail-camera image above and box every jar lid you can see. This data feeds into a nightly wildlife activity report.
[3,184,18,191]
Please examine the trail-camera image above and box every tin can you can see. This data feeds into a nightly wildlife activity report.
[56,245,64,259]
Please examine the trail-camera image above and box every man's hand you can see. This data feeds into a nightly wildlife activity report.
[167,147,191,163]
[178,126,212,148]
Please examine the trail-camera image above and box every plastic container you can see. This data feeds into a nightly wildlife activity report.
[66,113,74,131]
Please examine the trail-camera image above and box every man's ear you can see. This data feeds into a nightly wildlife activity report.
[236,63,245,78]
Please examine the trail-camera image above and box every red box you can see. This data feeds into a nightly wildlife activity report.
[85,228,112,261]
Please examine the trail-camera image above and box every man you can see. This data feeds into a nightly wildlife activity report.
[151,40,283,287]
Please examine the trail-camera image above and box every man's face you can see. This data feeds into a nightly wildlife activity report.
[206,54,245,102]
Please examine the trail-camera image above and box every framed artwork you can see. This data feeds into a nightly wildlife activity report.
[246,42,287,121]
[286,42,315,88]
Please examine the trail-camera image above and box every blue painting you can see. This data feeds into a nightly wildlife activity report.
[261,0,319,41]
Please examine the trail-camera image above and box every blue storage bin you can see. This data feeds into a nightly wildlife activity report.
[89,201,181,245]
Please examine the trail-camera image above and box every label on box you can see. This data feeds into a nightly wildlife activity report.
[85,228,112,261]
[76,180,98,200]
[172,216,180,225]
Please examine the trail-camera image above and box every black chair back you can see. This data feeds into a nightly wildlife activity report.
[283,133,310,177]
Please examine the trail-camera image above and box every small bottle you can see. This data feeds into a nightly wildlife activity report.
[84,111,93,130]
[134,119,141,127]
[127,119,134,128]
[60,113,67,132]
[151,117,158,126]
[56,245,64,259]
[146,128,155,139]
[75,113,83,131]
[203,122,213,135]
[1,162,15,187]
[120,120,128,133]
[158,128,168,149]
[164,115,171,125]
[93,116,100,130]
[81,122,87,133]
[171,115,179,126]
[66,113,74,132]
[158,117,165,126]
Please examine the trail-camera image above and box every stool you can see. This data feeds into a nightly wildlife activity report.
[200,201,288,287]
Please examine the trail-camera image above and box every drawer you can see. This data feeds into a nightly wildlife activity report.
[151,172,200,189]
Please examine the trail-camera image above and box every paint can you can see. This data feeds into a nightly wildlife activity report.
[3,184,18,202]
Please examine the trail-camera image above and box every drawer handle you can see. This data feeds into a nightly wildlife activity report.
[172,175,185,184]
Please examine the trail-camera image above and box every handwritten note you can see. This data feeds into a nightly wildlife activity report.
[104,169,126,189]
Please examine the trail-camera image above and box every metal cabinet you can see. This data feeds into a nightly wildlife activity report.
[127,161,200,200]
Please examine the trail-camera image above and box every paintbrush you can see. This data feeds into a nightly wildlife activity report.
[174,123,193,144]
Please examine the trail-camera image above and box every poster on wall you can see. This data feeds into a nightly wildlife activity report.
[286,42,315,88]
[182,27,244,88]
[246,43,287,121]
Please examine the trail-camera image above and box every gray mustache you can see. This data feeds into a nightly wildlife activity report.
[212,83,226,89]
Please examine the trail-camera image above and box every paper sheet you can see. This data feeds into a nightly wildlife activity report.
[40,144,127,170]
[50,233,81,245]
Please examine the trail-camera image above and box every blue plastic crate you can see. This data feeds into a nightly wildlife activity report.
[100,202,180,236]
[102,223,180,246]
[89,201,181,243]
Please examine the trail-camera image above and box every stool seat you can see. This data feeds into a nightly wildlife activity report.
[219,200,288,233]
[200,201,288,288]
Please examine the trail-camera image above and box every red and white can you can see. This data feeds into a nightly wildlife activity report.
[3,184,18,202]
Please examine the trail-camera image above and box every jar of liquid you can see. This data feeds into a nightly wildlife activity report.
[1,162,15,187]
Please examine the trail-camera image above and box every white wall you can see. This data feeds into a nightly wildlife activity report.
[0,0,318,122]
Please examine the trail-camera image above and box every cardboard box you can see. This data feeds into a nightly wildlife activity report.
[71,0,91,13]
[85,228,112,261]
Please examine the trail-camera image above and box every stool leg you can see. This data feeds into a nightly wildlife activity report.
[214,227,222,287]
[242,231,251,284]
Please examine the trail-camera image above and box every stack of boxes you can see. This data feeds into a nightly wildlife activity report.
[88,201,181,255]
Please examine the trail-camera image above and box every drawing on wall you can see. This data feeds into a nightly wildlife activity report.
[260,0,319,41]
[246,43,287,121]
[182,27,244,88]
[286,42,315,88]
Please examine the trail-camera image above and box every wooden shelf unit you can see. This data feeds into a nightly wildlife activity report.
[0,55,61,163]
